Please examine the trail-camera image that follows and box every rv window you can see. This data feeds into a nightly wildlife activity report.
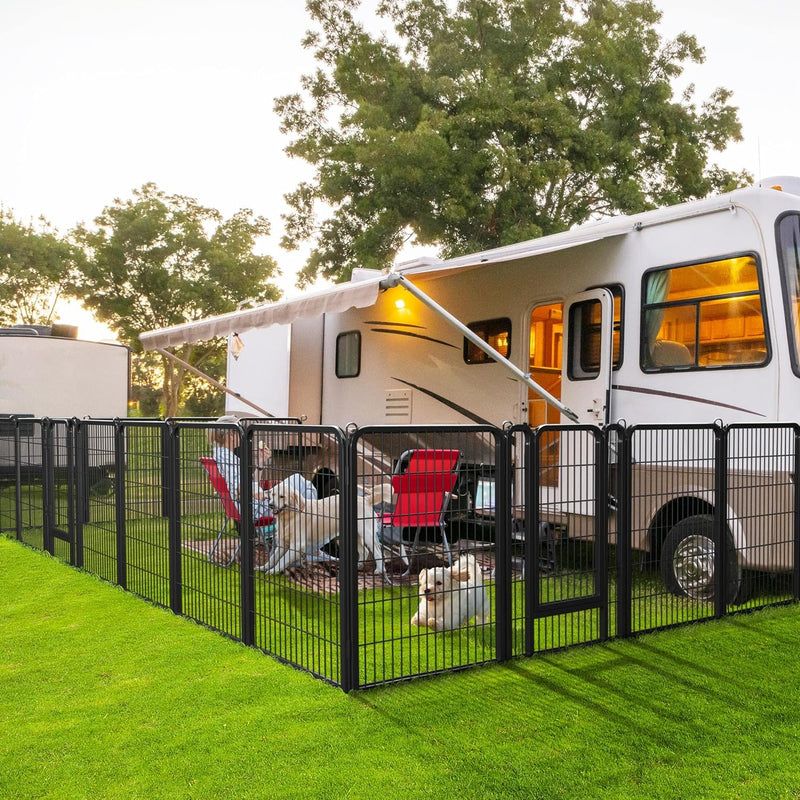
[335,331,361,378]
[777,213,800,377]
[641,255,768,371]
[464,318,511,364]
[566,286,623,380]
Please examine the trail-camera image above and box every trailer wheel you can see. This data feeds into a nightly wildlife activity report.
[660,514,746,605]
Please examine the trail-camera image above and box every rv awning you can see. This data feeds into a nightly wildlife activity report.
[139,274,385,351]
[396,224,629,280]
[139,221,630,351]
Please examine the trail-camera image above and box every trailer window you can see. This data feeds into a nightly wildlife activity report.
[464,318,511,364]
[335,331,361,378]
[641,255,767,371]
[777,213,800,377]
[567,285,624,379]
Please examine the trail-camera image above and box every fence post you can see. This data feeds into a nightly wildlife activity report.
[595,427,609,642]
[495,428,512,662]
[713,424,727,619]
[66,420,77,566]
[614,423,632,639]
[524,427,537,657]
[41,419,55,556]
[114,419,127,590]
[239,425,255,647]
[13,418,23,542]
[167,422,183,615]
[74,420,86,566]
[340,428,359,692]
[794,425,800,602]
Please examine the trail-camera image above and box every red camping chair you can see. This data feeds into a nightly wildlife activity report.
[379,449,461,580]
[199,457,275,567]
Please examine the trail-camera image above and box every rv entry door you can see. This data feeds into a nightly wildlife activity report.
[561,288,614,425]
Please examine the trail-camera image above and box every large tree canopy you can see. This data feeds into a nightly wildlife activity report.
[277,0,750,285]
[73,183,281,416]
[0,210,79,326]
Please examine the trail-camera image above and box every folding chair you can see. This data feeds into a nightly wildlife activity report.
[199,457,275,567]
[379,449,462,581]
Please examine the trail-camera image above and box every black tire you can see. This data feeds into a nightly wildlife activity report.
[660,514,747,606]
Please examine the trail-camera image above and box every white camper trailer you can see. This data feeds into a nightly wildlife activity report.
[141,178,800,600]
[0,327,130,487]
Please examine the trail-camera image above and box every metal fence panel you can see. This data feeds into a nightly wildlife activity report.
[4,416,800,691]
[350,425,502,687]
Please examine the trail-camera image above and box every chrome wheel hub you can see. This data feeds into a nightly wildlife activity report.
[672,534,715,599]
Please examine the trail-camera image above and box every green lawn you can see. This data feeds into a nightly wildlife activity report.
[3,536,800,800]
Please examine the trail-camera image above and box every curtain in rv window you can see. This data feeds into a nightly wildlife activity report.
[644,270,671,359]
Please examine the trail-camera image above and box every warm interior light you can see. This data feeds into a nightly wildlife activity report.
[395,298,406,310]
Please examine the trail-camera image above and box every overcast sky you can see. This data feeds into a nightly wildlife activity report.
[2,0,799,337]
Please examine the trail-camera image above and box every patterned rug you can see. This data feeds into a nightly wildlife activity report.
[183,538,497,595]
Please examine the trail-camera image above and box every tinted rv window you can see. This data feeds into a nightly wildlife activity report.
[777,213,800,376]
[335,331,361,378]
[464,318,511,364]
[641,255,767,371]
[566,286,624,380]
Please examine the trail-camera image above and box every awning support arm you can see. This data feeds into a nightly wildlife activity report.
[153,347,275,418]
[384,273,580,423]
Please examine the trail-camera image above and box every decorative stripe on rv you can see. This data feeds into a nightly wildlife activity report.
[371,328,458,348]
[613,384,766,417]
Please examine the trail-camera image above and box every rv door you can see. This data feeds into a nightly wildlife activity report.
[561,288,614,425]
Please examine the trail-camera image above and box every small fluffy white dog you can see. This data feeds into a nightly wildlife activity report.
[411,554,490,632]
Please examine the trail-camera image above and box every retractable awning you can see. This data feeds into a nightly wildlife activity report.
[137,221,631,421]
[139,273,385,351]
[139,222,629,351]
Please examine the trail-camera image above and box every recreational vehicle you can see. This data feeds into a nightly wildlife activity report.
[141,177,800,601]
[0,326,130,490]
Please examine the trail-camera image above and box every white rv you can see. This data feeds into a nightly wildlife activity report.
[141,178,800,601]
[0,327,130,487]
[141,177,800,430]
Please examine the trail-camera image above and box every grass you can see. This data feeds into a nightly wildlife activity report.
[4,536,800,799]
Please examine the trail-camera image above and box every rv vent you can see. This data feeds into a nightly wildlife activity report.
[385,389,412,423]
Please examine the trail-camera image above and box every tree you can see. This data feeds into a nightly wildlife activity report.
[277,0,751,285]
[0,209,80,326]
[73,183,282,417]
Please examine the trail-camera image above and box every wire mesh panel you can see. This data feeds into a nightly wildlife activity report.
[726,424,799,610]
[508,426,528,656]
[628,425,719,632]
[43,419,76,565]
[526,425,609,653]
[5,418,45,549]
[119,420,172,607]
[76,420,118,583]
[351,426,501,687]
[176,421,244,640]
[249,422,344,685]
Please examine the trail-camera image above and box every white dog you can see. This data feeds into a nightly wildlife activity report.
[259,486,386,576]
[411,554,490,632]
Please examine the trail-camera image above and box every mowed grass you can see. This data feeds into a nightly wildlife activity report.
[3,537,800,799]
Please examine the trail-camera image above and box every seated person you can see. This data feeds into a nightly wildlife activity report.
[207,415,317,520]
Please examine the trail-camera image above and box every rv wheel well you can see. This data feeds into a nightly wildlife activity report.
[648,497,715,559]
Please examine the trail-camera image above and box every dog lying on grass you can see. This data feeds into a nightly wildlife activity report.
[411,554,490,632]
[259,486,387,576]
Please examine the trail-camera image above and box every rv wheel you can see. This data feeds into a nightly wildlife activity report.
[660,514,746,605]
